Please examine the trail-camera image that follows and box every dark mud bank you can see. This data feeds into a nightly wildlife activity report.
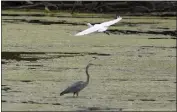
[1,51,110,62]
[3,18,85,25]
[108,29,177,37]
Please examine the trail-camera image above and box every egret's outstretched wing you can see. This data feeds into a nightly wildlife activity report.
[75,26,99,36]
[100,16,122,27]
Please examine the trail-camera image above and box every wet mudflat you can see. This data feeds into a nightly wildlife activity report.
[2,11,176,111]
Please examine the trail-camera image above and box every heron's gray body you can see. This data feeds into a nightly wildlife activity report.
[60,81,87,95]
[60,63,92,96]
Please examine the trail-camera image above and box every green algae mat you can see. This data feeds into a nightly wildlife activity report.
[2,11,176,111]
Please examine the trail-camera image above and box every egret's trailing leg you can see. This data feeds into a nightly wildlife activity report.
[104,31,110,35]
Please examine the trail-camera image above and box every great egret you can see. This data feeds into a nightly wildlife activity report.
[60,63,94,97]
[75,16,122,36]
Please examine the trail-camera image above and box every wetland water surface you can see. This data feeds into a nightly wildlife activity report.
[2,11,176,111]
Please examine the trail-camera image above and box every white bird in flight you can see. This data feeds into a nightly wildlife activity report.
[75,16,122,36]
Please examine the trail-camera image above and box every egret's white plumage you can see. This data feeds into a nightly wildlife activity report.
[75,16,122,36]
[100,16,122,27]
[87,23,93,27]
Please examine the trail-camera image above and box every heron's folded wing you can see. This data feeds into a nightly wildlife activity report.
[64,81,85,92]
[75,26,99,36]
[100,17,122,27]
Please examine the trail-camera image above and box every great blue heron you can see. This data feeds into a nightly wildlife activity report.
[60,63,94,97]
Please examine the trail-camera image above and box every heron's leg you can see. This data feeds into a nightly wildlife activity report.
[73,93,76,97]
[76,92,79,97]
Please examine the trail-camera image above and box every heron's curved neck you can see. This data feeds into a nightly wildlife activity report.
[85,64,91,84]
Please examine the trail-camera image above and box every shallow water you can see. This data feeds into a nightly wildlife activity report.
[2,11,176,111]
